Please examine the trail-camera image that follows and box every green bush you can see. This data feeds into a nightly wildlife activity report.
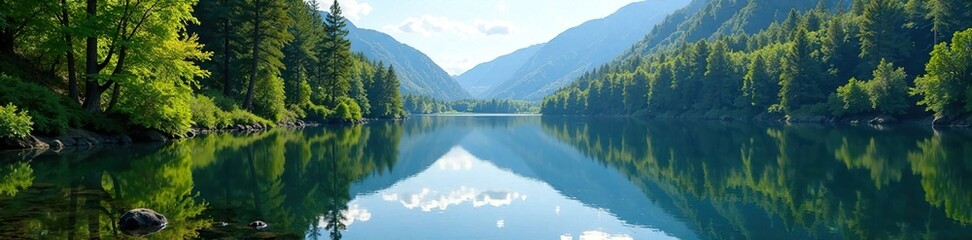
[333,97,363,123]
[222,109,274,127]
[302,103,332,122]
[0,104,33,138]
[190,95,221,129]
[0,75,69,134]
[833,78,871,115]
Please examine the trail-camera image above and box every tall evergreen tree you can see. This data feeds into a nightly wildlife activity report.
[318,0,353,107]
[743,54,777,110]
[623,69,649,113]
[282,0,321,106]
[378,66,404,118]
[859,0,911,72]
[780,28,825,114]
[192,0,239,96]
[239,0,293,116]
[703,40,737,109]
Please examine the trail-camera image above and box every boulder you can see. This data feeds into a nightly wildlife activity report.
[119,208,168,236]
[0,136,50,150]
[869,115,899,125]
[248,220,269,230]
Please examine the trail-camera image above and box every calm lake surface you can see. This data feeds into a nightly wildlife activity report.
[1,115,971,239]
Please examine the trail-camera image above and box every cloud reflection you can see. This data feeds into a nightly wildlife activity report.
[560,231,635,240]
[381,187,526,212]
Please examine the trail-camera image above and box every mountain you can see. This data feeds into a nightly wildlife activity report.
[476,0,690,100]
[346,21,471,100]
[456,44,545,98]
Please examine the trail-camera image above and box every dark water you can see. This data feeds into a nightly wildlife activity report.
[1,115,971,239]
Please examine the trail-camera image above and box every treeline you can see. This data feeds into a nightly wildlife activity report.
[403,95,539,114]
[542,0,972,123]
[0,0,404,137]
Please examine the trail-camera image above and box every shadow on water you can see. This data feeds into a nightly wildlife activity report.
[0,115,970,239]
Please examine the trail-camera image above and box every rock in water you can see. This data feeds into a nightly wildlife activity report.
[119,208,168,236]
[248,220,269,230]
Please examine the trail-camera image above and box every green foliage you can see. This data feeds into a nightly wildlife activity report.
[0,75,68,134]
[0,104,33,138]
[834,78,872,115]
[779,28,826,114]
[543,0,971,121]
[317,0,354,106]
[333,97,363,123]
[912,28,972,117]
[864,60,910,114]
[190,95,223,129]
[0,162,33,197]
[252,74,288,122]
[302,103,333,122]
[859,0,911,68]
[190,94,274,129]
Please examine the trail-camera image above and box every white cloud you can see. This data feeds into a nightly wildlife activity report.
[320,0,373,21]
[382,15,516,38]
[496,2,510,14]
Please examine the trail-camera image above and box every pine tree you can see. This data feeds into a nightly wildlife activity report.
[318,0,353,107]
[239,0,293,116]
[779,28,825,114]
[859,0,911,72]
[623,69,649,114]
[381,66,404,118]
[703,40,736,110]
[282,0,322,106]
[743,54,777,110]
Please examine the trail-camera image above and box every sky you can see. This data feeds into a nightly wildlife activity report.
[319,0,642,76]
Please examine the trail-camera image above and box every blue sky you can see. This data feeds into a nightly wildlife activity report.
[319,0,642,76]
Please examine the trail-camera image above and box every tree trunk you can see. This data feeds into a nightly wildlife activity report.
[106,83,120,111]
[82,0,102,112]
[0,26,13,54]
[242,3,262,110]
[62,0,80,103]
[222,16,232,96]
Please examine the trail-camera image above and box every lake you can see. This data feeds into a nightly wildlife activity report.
[0,115,971,239]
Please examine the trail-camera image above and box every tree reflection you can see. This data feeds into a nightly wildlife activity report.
[0,143,208,239]
[541,117,972,239]
[188,122,402,239]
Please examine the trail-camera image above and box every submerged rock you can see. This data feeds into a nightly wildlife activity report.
[119,208,168,236]
[248,220,269,230]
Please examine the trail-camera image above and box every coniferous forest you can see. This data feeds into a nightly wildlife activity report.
[541,0,972,124]
[0,0,404,139]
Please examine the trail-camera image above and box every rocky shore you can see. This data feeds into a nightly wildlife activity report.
[0,120,321,151]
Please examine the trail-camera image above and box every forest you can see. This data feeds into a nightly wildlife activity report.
[0,0,405,138]
[403,95,539,114]
[542,0,972,124]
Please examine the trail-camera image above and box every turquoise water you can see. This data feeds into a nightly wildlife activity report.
[0,115,970,239]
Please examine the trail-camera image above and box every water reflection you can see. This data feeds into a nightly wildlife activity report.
[0,115,969,239]
[541,117,972,239]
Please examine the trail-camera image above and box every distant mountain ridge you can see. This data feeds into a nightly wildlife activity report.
[457,0,690,100]
[345,21,470,100]
[456,44,545,98]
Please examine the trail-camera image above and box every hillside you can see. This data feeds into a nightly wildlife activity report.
[347,22,471,100]
[482,0,690,100]
[456,44,545,98]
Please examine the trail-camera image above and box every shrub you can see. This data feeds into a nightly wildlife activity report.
[302,103,332,122]
[190,95,221,129]
[222,109,274,127]
[0,75,69,134]
[834,78,871,115]
[0,104,33,138]
[333,97,363,123]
